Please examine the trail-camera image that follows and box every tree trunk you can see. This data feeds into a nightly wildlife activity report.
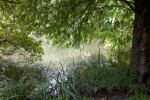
[130,0,150,83]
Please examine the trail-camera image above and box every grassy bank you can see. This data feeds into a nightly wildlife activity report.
[1,53,150,100]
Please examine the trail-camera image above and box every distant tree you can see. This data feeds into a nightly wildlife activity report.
[1,0,150,82]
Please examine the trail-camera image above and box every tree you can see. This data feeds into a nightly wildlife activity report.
[0,0,44,63]
[130,0,150,83]
[1,0,150,82]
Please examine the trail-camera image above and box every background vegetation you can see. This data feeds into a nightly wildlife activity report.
[0,0,150,100]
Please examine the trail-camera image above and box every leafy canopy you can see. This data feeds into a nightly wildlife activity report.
[0,0,134,61]
[17,0,134,47]
[0,0,44,62]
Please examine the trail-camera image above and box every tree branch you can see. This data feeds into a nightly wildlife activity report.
[94,5,131,10]
[6,40,29,55]
[0,39,7,45]
[118,0,135,13]
[104,5,131,10]
[73,0,90,6]
[57,0,90,8]
[1,0,20,4]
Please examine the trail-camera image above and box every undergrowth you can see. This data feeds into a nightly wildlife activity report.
[0,64,80,100]
[73,56,148,95]
[0,53,150,99]
[126,93,150,100]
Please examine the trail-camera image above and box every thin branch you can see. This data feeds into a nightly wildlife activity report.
[1,0,20,4]
[7,40,29,55]
[104,5,131,10]
[73,0,90,6]
[118,0,135,13]
[127,1,135,5]
[94,5,131,10]
[0,39,7,45]
[0,38,28,55]
[56,0,90,8]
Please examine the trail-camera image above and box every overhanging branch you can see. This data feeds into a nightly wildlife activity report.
[0,39,7,45]
[104,5,131,10]
[94,5,131,11]
[118,0,135,13]
[1,0,20,4]
[57,0,89,8]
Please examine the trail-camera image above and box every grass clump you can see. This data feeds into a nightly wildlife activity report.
[0,64,81,100]
[0,69,39,100]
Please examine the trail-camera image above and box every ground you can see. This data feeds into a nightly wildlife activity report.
[81,89,128,100]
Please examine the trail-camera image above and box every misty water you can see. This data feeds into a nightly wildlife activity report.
[41,39,104,67]
[0,39,106,98]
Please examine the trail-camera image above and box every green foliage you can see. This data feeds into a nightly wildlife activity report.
[0,63,25,81]
[1,0,148,99]
[0,55,149,100]
[0,1,44,63]
[0,0,135,63]
[103,25,133,64]
[53,65,81,100]
[128,84,149,94]
[72,54,146,94]
[126,94,150,100]
[0,69,39,100]
[0,0,134,48]
[82,97,104,100]
[44,0,134,47]
[0,64,80,100]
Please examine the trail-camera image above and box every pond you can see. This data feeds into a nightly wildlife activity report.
[41,39,104,67]
[1,39,105,69]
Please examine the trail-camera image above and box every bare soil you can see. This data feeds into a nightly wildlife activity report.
[81,89,129,100]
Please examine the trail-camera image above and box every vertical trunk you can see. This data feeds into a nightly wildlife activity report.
[130,0,150,83]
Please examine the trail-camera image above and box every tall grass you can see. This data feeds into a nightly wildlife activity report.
[0,52,150,99]
[0,68,38,100]
[0,64,81,100]
[72,52,149,95]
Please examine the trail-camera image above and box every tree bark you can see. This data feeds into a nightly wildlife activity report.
[130,0,150,83]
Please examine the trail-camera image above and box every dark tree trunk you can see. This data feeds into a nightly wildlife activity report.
[130,0,150,83]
